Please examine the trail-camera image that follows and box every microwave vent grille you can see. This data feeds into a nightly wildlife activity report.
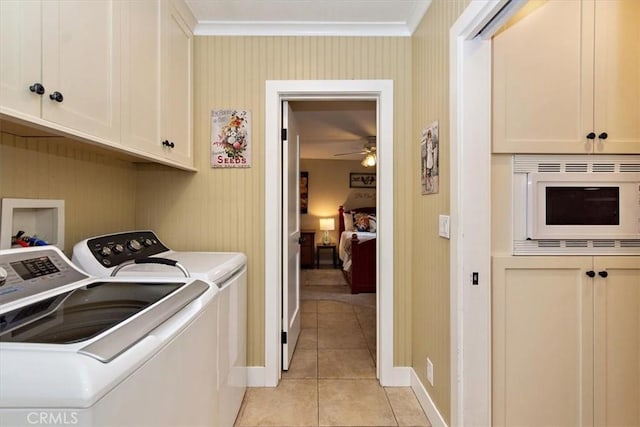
[620,164,640,173]
[514,155,640,173]
[592,163,615,173]
[538,240,561,247]
[593,240,616,247]
[515,239,640,255]
[537,163,561,172]
[565,163,588,172]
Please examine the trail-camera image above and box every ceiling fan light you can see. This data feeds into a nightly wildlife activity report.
[361,152,376,167]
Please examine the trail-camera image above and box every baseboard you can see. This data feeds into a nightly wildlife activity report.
[247,366,269,387]
[380,366,411,386]
[410,368,448,427]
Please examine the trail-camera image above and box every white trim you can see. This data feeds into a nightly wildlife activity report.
[246,367,266,387]
[449,1,526,426]
[194,21,412,37]
[406,0,433,35]
[411,368,447,427]
[264,80,397,387]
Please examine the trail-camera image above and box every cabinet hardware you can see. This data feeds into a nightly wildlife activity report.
[161,140,175,148]
[598,270,608,278]
[586,270,596,277]
[598,132,608,140]
[586,132,596,140]
[28,83,45,95]
[49,91,63,103]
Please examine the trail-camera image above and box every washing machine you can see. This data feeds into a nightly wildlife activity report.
[72,230,247,427]
[0,246,219,427]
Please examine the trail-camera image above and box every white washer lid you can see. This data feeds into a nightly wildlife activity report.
[112,251,246,286]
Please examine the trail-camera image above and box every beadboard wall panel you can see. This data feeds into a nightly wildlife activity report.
[411,1,470,424]
[0,131,137,255]
[134,36,413,367]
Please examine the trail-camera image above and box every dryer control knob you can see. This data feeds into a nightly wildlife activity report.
[127,239,142,252]
[100,247,112,257]
[142,238,153,247]
[0,267,7,286]
[113,244,125,254]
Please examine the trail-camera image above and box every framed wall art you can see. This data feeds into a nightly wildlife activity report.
[300,171,309,214]
[211,109,251,168]
[421,121,439,195]
[350,173,376,188]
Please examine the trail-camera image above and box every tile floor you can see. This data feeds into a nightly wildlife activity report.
[234,294,431,427]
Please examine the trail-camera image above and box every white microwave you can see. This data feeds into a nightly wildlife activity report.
[527,172,640,240]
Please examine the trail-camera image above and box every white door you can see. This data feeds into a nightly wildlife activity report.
[282,100,301,370]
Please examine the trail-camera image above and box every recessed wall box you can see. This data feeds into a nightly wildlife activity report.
[0,199,65,250]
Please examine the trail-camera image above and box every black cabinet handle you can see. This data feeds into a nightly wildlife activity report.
[29,83,45,95]
[586,132,596,140]
[598,132,608,140]
[49,91,63,102]
[586,270,596,278]
[598,271,608,278]
[162,140,175,149]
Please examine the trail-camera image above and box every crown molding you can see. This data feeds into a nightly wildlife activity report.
[193,21,412,37]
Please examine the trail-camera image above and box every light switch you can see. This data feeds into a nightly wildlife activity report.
[439,215,450,239]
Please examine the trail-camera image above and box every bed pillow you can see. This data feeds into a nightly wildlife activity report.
[353,212,370,232]
[368,215,377,232]
[343,212,354,231]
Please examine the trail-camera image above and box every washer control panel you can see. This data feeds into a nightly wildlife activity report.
[0,248,88,306]
[82,231,170,268]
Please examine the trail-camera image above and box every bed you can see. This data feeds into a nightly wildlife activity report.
[338,205,376,294]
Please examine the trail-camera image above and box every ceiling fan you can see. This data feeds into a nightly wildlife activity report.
[333,136,377,167]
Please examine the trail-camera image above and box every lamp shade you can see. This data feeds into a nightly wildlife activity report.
[319,218,335,231]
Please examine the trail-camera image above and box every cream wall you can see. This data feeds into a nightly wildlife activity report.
[411,0,470,423]
[0,131,137,255]
[299,158,374,245]
[134,36,414,366]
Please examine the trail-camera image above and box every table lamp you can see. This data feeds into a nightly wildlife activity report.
[319,218,335,245]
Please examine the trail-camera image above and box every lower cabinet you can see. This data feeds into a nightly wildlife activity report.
[493,256,640,426]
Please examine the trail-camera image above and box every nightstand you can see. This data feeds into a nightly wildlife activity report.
[299,231,315,268]
[316,244,337,269]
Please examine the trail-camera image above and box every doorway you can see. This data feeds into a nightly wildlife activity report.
[263,80,401,387]
[287,99,378,375]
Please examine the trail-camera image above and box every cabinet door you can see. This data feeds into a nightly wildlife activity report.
[161,0,193,167]
[41,0,121,142]
[492,256,594,427]
[0,0,42,118]
[593,0,640,153]
[492,1,594,153]
[593,256,640,426]
[121,0,162,156]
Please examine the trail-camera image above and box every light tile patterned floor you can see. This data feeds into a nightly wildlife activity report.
[235,277,430,427]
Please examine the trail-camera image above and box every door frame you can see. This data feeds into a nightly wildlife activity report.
[449,1,526,425]
[262,79,398,387]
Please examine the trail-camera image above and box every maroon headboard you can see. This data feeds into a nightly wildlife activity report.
[338,205,377,235]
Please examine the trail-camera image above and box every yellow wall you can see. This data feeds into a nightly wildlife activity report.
[411,0,470,423]
[299,158,374,245]
[135,36,414,366]
[0,131,137,255]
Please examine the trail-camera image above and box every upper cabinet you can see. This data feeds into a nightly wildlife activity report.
[1,0,121,142]
[493,0,640,154]
[121,0,193,168]
[1,0,194,170]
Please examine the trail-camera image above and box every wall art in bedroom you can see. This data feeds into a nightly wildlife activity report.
[300,171,309,214]
[350,173,376,188]
[421,120,439,195]
[211,109,251,168]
